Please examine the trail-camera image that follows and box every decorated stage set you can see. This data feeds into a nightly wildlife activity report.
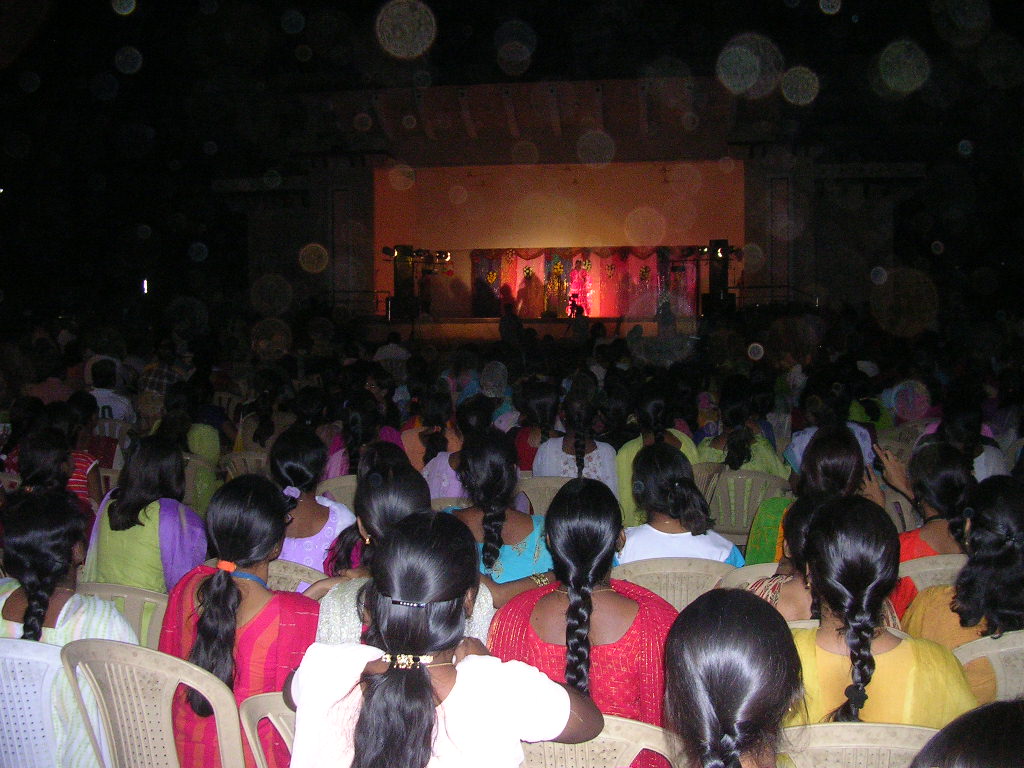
[365,160,746,339]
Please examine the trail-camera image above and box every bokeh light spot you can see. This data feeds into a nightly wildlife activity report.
[931,240,945,255]
[299,243,329,274]
[91,73,119,101]
[263,169,282,189]
[111,0,136,16]
[295,45,313,62]
[781,66,820,105]
[448,185,468,205]
[576,129,616,167]
[136,224,152,240]
[250,275,294,317]
[115,46,143,75]
[401,114,418,130]
[878,39,931,94]
[387,164,415,191]
[18,72,40,93]
[747,343,765,361]
[624,207,667,246]
[202,140,218,156]
[716,33,784,98]
[819,0,842,14]
[281,9,305,34]
[957,139,973,156]
[681,112,700,131]
[743,242,765,274]
[375,0,437,60]
[870,266,888,285]
[870,268,938,337]
[188,242,209,263]
[353,113,373,132]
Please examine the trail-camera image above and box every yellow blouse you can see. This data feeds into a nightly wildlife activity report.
[902,585,996,705]
[786,628,976,729]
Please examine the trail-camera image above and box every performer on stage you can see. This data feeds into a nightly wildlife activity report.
[568,259,591,316]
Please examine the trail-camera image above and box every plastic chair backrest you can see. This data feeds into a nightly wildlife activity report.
[267,560,324,592]
[0,471,21,492]
[690,462,725,503]
[897,554,967,591]
[953,629,1024,701]
[431,496,471,511]
[715,562,779,590]
[521,714,684,768]
[0,638,62,768]
[787,619,820,630]
[707,469,792,545]
[315,475,358,512]
[882,487,914,533]
[781,722,937,768]
[611,558,735,611]
[76,583,168,651]
[221,451,268,480]
[518,476,571,515]
[61,639,245,768]
[239,692,295,768]
[98,469,120,496]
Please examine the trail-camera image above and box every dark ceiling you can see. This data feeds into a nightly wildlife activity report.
[0,0,1022,318]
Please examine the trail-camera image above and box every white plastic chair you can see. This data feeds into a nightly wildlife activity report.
[316,475,358,512]
[781,722,937,767]
[0,638,62,768]
[239,691,295,768]
[898,554,967,591]
[611,558,735,611]
[715,562,780,590]
[953,629,1024,701]
[522,714,684,768]
[76,583,168,651]
[518,476,572,515]
[61,639,245,768]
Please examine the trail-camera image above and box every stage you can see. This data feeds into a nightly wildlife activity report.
[363,315,698,345]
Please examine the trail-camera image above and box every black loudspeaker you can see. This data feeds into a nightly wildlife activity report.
[708,239,730,296]
[392,256,418,320]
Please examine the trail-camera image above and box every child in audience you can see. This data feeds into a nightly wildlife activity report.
[0,489,137,768]
[289,512,603,768]
[159,475,319,768]
[787,496,976,728]
[489,478,677,768]
[664,589,803,768]
[269,426,354,573]
[453,431,553,582]
[619,442,744,566]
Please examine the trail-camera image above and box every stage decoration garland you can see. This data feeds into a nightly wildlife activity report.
[486,270,497,284]
[605,262,616,278]
[581,258,592,272]
[639,265,651,283]
[551,260,564,277]
[523,265,534,279]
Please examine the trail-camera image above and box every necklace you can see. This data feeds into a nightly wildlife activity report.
[554,586,615,595]
[232,571,270,590]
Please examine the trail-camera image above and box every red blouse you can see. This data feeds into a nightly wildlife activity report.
[488,579,677,768]
[890,528,941,617]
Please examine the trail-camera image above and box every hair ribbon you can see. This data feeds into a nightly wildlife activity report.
[216,560,237,573]
[381,653,433,669]
[282,486,301,499]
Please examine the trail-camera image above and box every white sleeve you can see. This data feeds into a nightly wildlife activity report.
[476,657,572,743]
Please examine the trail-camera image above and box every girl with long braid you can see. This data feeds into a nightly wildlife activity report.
[289,513,602,768]
[489,478,677,768]
[532,391,618,500]
[159,475,320,768]
[0,490,137,768]
[787,496,975,728]
[615,384,700,527]
[453,431,553,583]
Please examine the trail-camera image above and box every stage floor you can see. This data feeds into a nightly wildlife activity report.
[363,316,697,344]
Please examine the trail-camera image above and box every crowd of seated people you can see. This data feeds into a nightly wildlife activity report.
[1,306,1023,767]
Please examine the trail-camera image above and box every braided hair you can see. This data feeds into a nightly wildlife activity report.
[719,375,755,471]
[455,431,518,571]
[0,490,85,641]
[418,389,452,467]
[635,385,672,444]
[563,392,596,478]
[545,478,621,693]
[188,475,292,716]
[804,496,899,721]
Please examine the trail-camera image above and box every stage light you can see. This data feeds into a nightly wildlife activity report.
[142,278,149,295]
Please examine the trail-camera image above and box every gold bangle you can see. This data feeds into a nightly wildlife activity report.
[529,573,550,587]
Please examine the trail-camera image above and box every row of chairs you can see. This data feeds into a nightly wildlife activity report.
[0,636,945,768]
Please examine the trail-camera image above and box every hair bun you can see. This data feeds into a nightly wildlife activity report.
[844,683,868,709]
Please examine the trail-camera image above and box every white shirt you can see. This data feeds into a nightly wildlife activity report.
[290,643,571,768]
[531,437,619,501]
[90,387,136,423]
[974,445,1010,482]
[619,524,742,566]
